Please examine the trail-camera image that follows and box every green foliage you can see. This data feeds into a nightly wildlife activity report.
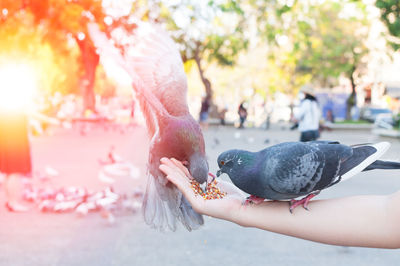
[376,0,400,50]
[146,0,250,97]
[174,1,248,67]
[254,0,370,93]
[0,0,384,104]
[218,0,244,14]
[335,120,370,124]
[276,4,292,16]
[205,34,248,66]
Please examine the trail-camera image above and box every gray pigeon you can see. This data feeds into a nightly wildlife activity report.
[216,141,400,212]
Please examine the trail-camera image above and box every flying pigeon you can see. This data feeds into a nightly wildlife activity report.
[216,141,400,212]
[88,23,208,231]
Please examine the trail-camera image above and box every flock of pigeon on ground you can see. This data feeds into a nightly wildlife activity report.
[14,147,143,225]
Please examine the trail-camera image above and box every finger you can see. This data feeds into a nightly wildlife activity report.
[160,158,191,179]
[160,157,177,168]
[159,164,190,191]
[159,163,204,210]
[170,158,191,177]
[160,157,186,175]
[159,158,186,178]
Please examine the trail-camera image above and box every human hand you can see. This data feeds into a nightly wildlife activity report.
[159,157,246,222]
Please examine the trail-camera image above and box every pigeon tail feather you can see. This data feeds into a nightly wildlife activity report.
[178,196,204,232]
[341,142,390,181]
[142,174,203,231]
[363,160,400,171]
[142,175,177,231]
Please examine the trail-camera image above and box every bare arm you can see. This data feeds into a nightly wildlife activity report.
[159,158,400,249]
[236,193,400,248]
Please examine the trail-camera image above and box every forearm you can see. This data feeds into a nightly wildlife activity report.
[233,195,400,249]
[158,157,400,249]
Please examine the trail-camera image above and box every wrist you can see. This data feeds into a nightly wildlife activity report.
[227,204,252,227]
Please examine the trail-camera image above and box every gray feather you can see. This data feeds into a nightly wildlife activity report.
[217,141,396,201]
[363,160,400,171]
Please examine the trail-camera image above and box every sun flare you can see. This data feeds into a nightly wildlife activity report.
[0,62,38,111]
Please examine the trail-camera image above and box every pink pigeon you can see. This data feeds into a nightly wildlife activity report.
[88,23,208,231]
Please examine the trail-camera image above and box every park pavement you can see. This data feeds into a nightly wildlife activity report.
[0,122,399,266]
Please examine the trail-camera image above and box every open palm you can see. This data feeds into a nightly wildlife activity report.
[159,158,246,221]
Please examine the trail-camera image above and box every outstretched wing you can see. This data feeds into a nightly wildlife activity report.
[119,22,190,117]
[88,23,172,137]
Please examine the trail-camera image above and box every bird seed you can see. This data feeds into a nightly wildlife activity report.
[190,179,226,200]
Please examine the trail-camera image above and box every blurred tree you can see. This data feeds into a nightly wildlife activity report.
[94,65,116,99]
[100,0,249,118]
[0,0,106,112]
[132,0,249,99]
[376,0,400,50]
[297,1,370,119]
[167,0,249,99]
[253,0,370,119]
[0,9,80,96]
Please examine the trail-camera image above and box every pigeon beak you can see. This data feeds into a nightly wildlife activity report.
[216,170,222,177]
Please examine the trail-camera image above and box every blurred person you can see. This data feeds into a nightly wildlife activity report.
[326,109,335,123]
[238,101,248,129]
[219,106,228,126]
[199,95,211,130]
[293,86,321,141]
[263,101,272,130]
[159,158,400,249]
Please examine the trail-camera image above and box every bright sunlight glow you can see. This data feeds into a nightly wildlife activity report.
[0,62,38,111]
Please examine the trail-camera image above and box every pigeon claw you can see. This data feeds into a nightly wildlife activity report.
[244,195,265,205]
[289,193,319,213]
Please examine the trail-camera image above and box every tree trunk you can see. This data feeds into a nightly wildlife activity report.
[75,36,100,113]
[194,44,220,118]
[194,43,212,98]
[346,65,357,120]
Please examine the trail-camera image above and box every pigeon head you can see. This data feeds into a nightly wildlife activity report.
[188,152,209,184]
[216,149,241,177]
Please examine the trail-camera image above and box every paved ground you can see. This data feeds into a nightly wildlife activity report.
[0,122,399,266]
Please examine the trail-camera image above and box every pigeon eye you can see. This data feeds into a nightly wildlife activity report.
[220,161,225,165]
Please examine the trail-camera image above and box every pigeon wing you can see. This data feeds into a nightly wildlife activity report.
[306,142,353,190]
[87,23,171,137]
[266,144,326,197]
[121,22,190,117]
